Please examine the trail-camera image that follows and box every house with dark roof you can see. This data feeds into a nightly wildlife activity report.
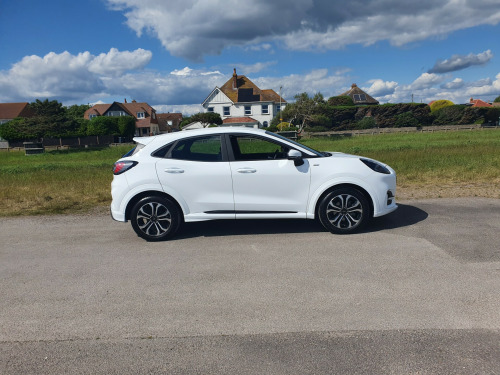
[0,102,35,124]
[157,113,183,133]
[84,100,159,136]
[201,69,286,128]
[340,84,379,105]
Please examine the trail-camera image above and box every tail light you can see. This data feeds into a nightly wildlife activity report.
[113,161,138,175]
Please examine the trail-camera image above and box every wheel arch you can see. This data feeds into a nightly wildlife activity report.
[313,183,374,219]
[125,190,184,222]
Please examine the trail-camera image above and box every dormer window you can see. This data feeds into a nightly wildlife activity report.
[89,114,97,119]
[137,112,145,118]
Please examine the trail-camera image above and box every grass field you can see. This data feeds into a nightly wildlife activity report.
[1,129,499,216]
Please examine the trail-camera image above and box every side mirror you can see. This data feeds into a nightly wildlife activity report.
[288,149,304,166]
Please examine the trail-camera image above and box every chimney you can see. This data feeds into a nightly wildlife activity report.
[351,83,357,88]
[233,68,237,90]
[124,98,127,103]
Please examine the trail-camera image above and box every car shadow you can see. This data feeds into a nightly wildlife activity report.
[362,203,428,233]
[173,204,428,240]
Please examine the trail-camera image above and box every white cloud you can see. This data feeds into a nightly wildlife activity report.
[235,61,277,75]
[106,0,500,61]
[428,50,493,73]
[88,48,152,76]
[170,67,193,76]
[408,73,446,91]
[364,79,398,97]
[0,48,152,103]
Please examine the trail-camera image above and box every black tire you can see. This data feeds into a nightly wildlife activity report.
[130,196,181,241]
[318,187,370,234]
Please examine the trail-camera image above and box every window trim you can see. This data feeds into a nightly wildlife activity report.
[223,106,230,116]
[152,134,228,162]
[244,105,251,116]
[261,104,269,115]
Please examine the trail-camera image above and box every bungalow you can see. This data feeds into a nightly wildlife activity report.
[0,102,34,124]
[202,69,286,128]
[340,84,379,105]
[84,100,159,136]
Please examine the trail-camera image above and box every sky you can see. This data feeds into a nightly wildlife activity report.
[1,0,500,115]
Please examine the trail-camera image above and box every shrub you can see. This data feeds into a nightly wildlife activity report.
[395,111,419,127]
[87,116,119,136]
[430,100,454,112]
[117,116,136,137]
[355,116,376,129]
[432,105,466,125]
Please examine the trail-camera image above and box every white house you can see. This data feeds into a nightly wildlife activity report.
[201,69,286,128]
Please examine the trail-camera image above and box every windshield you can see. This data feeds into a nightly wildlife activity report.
[266,131,325,157]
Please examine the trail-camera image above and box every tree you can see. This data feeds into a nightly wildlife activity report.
[187,112,222,128]
[29,99,65,117]
[494,96,500,103]
[283,92,325,132]
[66,104,91,120]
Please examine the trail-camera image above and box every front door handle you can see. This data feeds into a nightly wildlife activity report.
[164,168,184,174]
[237,168,257,173]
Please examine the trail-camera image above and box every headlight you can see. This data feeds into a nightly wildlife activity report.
[360,158,391,174]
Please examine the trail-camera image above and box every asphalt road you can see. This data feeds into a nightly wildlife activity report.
[1,198,499,374]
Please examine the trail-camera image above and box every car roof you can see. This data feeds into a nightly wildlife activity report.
[133,127,268,146]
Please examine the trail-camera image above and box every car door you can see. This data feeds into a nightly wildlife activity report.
[228,133,311,216]
[155,134,235,216]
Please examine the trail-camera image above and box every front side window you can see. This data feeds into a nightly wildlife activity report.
[207,107,214,113]
[169,135,222,162]
[244,106,251,115]
[223,106,230,116]
[276,104,281,113]
[230,135,289,161]
[261,104,269,114]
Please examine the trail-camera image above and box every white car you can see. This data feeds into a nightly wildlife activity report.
[111,127,397,241]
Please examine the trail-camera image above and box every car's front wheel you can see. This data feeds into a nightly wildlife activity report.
[318,187,370,234]
[130,196,181,241]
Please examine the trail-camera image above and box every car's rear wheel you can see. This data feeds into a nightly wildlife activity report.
[318,187,370,234]
[130,196,181,241]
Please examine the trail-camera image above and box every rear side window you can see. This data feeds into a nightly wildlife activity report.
[123,143,145,157]
[164,135,223,162]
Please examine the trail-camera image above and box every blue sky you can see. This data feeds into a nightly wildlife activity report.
[1,0,499,115]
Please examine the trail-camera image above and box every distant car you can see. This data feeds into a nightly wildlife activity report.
[111,127,397,241]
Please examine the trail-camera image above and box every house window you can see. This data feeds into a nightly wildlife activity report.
[137,112,145,118]
[276,104,281,113]
[261,104,269,114]
[89,114,96,119]
[223,106,230,116]
[263,121,269,128]
[353,94,366,102]
[244,106,251,115]
[107,111,126,117]
[207,107,214,112]
[167,120,173,126]
[152,112,156,119]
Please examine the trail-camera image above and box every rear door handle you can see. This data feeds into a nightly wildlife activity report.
[164,168,184,174]
[237,168,257,173]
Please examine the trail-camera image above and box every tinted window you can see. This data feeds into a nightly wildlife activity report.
[169,135,222,162]
[230,135,289,161]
